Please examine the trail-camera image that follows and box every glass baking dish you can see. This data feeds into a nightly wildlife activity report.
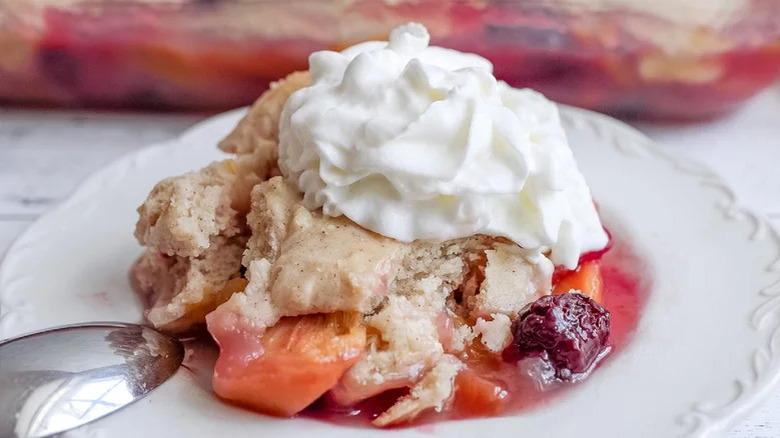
[1,0,778,121]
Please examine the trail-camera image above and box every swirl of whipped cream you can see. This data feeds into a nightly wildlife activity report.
[278,23,608,268]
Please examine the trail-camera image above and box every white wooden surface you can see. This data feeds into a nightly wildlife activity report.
[1,89,779,436]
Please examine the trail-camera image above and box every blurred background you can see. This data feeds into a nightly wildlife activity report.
[0,0,778,121]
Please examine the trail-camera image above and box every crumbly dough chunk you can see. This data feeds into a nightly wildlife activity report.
[388,237,492,299]
[448,323,476,352]
[132,235,247,332]
[133,72,311,331]
[135,161,239,257]
[135,72,310,259]
[474,313,513,353]
[134,158,262,258]
[219,71,311,157]
[241,176,300,265]
[208,177,408,331]
[331,294,445,405]
[467,243,553,319]
[372,355,464,427]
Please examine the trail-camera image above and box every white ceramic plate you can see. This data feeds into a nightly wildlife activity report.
[2,107,779,438]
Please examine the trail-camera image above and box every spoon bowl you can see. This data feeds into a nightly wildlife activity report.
[0,323,183,438]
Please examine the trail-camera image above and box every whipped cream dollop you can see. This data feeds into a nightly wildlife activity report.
[278,23,608,269]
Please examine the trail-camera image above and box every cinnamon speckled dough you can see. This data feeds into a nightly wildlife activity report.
[219,71,311,157]
[330,294,446,406]
[135,160,245,258]
[470,243,553,319]
[132,234,247,332]
[131,73,311,331]
[474,313,514,352]
[135,72,310,259]
[207,177,408,332]
[132,71,554,426]
[372,354,464,427]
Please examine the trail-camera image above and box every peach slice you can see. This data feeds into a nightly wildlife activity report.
[453,369,508,417]
[552,261,603,303]
[210,311,366,417]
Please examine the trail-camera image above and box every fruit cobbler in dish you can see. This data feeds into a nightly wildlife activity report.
[131,23,644,427]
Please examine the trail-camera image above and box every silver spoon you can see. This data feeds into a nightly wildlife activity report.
[0,323,184,438]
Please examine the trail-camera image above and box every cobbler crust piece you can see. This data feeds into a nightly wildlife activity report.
[219,71,311,157]
[206,176,408,333]
[132,73,311,330]
[132,235,247,332]
[131,71,555,425]
[373,354,464,427]
[470,244,553,319]
[135,72,310,259]
[474,313,514,353]
[134,160,244,258]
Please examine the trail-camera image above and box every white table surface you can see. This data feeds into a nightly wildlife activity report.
[1,88,779,437]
